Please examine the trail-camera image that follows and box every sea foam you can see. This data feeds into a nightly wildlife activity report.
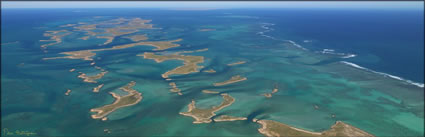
[317,49,357,59]
[340,61,424,88]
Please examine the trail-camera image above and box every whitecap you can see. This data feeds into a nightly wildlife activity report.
[340,61,424,88]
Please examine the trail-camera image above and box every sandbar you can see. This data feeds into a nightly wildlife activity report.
[90,81,142,119]
[262,84,279,98]
[93,84,104,93]
[202,69,216,73]
[169,82,182,95]
[179,93,235,124]
[202,90,220,94]
[65,89,71,96]
[199,29,216,32]
[227,61,246,66]
[213,75,247,86]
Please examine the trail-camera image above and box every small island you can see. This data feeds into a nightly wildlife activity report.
[213,115,247,122]
[40,30,71,52]
[90,81,142,120]
[93,84,104,93]
[262,84,279,98]
[139,52,204,78]
[202,90,220,94]
[179,93,235,124]
[254,119,374,137]
[169,82,182,95]
[64,89,72,96]
[213,75,247,86]
[78,71,108,83]
[227,61,246,66]
[96,36,115,45]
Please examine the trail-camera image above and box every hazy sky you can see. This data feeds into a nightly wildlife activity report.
[1,1,423,9]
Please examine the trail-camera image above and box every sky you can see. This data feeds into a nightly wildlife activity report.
[1,1,423,10]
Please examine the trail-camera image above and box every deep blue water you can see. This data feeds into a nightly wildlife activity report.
[250,9,424,83]
[3,8,423,83]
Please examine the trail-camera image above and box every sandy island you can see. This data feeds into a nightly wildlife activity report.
[179,93,235,124]
[213,115,247,122]
[139,52,204,78]
[202,90,220,94]
[40,30,72,51]
[93,84,104,93]
[78,71,108,83]
[65,89,72,96]
[227,61,246,66]
[202,69,216,73]
[213,75,247,86]
[90,81,142,120]
[262,84,279,98]
[255,119,374,137]
[169,82,183,95]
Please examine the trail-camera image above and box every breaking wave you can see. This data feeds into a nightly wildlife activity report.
[317,49,357,59]
[340,61,424,88]
[256,22,424,88]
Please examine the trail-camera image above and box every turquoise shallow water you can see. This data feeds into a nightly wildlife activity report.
[1,8,423,136]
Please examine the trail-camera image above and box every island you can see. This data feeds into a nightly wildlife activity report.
[64,89,72,96]
[169,82,182,95]
[213,75,247,86]
[202,69,216,73]
[77,71,108,83]
[213,115,247,122]
[254,119,374,137]
[90,81,142,120]
[262,84,279,98]
[93,84,104,93]
[73,18,154,44]
[227,61,246,66]
[139,52,204,78]
[40,30,71,52]
[179,93,235,124]
[202,90,220,94]
[96,36,115,45]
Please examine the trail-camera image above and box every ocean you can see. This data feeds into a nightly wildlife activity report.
[1,8,423,136]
